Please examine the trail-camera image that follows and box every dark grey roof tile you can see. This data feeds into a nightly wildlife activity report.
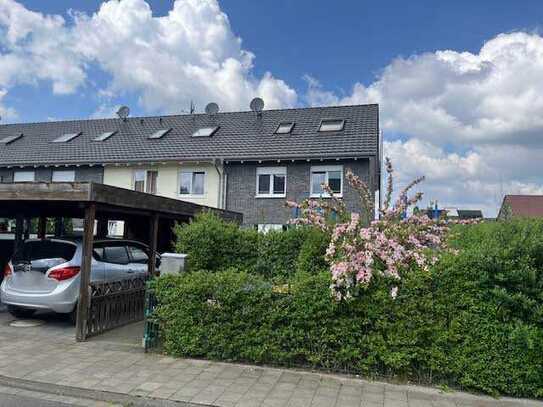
[0,104,378,166]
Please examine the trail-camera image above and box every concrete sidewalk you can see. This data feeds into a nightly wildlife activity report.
[0,310,541,407]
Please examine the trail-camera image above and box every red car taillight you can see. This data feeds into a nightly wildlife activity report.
[48,266,80,281]
[3,263,12,278]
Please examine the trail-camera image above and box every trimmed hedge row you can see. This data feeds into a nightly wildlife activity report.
[173,212,328,279]
[155,219,543,398]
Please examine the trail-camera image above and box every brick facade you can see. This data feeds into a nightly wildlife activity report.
[225,158,374,226]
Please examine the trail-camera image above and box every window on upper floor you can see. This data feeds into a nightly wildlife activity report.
[318,119,345,132]
[192,126,219,137]
[179,171,205,196]
[256,167,286,198]
[148,128,172,139]
[13,170,35,182]
[0,134,23,145]
[310,165,343,197]
[52,170,75,182]
[134,169,158,194]
[52,132,82,143]
[275,122,294,134]
[93,131,117,142]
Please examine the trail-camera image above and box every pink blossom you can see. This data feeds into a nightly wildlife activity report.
[286,158,459,300]
[390,286,398,299]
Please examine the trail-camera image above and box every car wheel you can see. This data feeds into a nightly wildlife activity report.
[7,305,35,319]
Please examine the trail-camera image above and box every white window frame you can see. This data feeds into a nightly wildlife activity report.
[257,224,285,233]
[310,165,343,198]
[179,170,206,197]
[256,167,287,198]
[318,119,345,132]
[13,170,35,182]
[133,169,158,194]
[52,169,75,182]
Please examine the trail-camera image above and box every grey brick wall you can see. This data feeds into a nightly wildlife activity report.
[0,166,104,183]
[225,159,374,226]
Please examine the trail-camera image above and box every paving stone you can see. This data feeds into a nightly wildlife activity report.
[136,381,163,391]
[148,386,178,399]
[263,397,294,407]
[191,388,225,405]
[384,399,408,407]
[0,311,541,407]
[287,396,314,407]
[235,399,263,407]
[311,395,338,407]
[431,399,457,407]
[339,394,364,405]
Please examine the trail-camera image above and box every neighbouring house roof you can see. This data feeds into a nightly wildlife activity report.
[499,195,543,218]
[0,104,379,167]
[456,209,483,219]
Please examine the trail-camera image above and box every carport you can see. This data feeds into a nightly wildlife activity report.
[0,182,242,342]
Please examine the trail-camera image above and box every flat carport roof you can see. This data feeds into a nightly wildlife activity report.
[0,182,242,221]
[0,182,242,341]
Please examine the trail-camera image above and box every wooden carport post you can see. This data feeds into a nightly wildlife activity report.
[148,213,159,276]
[14,214,24,253]
[75,203,96,342]
[37,217,47,239]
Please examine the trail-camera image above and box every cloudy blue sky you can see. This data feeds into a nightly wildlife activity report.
[1,0,543,216]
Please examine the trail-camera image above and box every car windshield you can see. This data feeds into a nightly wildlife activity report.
[12,240,76,263]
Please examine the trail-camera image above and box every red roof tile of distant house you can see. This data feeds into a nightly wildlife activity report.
[499,195,543,219]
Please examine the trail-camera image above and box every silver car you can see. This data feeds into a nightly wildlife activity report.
[1,238,158,322]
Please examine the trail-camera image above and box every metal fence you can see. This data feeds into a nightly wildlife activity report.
[143,284,160,351]
[86,277,148,338]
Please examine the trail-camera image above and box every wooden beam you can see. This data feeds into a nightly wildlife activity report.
[0,182,91,201]
[148,213,159,277]
[23,218,30,240]
[75,203,96,342]
[96,218,108,238]
[54,217,64,237]
[37,217,46,239]
[14,214,24,253]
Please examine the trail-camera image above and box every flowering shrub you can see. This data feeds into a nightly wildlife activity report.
[287,158,451,300]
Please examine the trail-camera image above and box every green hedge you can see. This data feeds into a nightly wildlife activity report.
[174,212,329,279]
[156,219,543,398]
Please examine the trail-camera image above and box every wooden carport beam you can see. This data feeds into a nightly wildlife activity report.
[75,203,96,342]
[24,218,30,240]
[148,213,159,276]
[37,217,47,239]
[54,217,64,237]
[14,214,24,253]
[96,218,108,238]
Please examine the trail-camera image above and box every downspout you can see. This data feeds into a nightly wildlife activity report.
[213,158,224,209]
[222,172,228,210]
[378,129,383,219]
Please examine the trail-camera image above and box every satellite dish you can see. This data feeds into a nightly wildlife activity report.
[116,106,130,120]
[205,102,219,115]
[250,97,264,113]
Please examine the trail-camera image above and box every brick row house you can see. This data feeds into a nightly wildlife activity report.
[0,103,380,230]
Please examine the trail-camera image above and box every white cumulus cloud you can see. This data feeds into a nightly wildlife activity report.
[307,32,543,216]
[0,0,297,115]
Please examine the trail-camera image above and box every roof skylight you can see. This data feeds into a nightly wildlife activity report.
[148,128,172,139]
[52,132,82,143]
[93,131,117,142]
[192,126,219,138]
[275,122,294,134]
[0,134,23,145]
[319,119,345,132]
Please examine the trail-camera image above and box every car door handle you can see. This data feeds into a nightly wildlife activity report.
[126,269,135,273]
